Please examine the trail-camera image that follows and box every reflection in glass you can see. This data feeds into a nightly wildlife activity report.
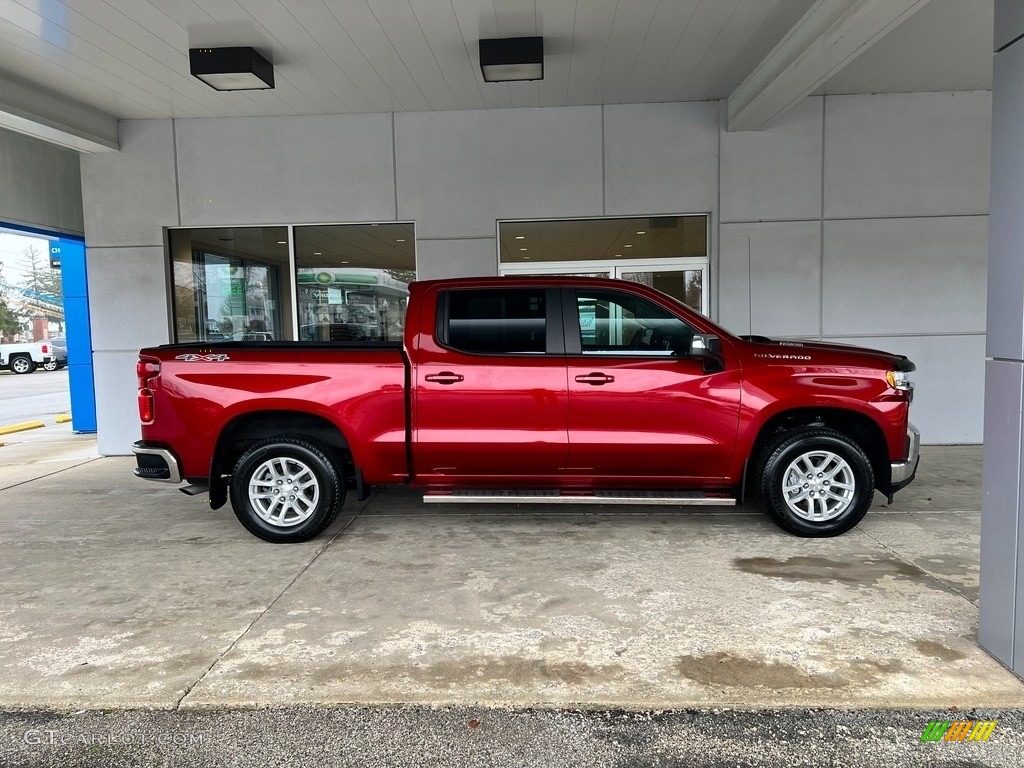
[294,223,415,343]
[620,270,702,312]
[170,227,290,343]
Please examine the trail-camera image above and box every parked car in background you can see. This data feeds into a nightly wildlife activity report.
[0,341,56,374]
[41,337,68,372]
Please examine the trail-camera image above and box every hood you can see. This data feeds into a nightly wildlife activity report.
[738,335,915,372]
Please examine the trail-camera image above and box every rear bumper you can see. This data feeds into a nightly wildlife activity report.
[889,423,920,492]
[132,441,182,484]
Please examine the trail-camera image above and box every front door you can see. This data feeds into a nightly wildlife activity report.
[564,286,741,482]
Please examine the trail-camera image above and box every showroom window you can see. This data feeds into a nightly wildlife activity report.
[294,223,414,342]
[169,223,415,344]
[498,215,709,316]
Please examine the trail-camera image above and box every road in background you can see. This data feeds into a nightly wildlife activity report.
[0,368,70,425]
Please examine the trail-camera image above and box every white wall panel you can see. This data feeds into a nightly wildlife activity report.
[175,114,395,227]
[395,107,604,239]
[78,91,993,451]
[416,238,498,280]
[979,358,1023,661]
[720,97,823,223]
[86,246,170,352]
[822,216,988,337]
[604,102,719,216]
[987,40,1024,361]
[92,350,143,455]
[718,221,821,338]
[831,334,986,444]
[80,119,177,247]
[0,126,84,234]
[995,0,1024,51]
[824,91,992,219]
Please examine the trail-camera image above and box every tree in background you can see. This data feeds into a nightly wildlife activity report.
[18,243,63,330]
[0,263,24,339]
[18,244,49,296]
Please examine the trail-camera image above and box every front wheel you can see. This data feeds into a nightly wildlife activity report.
[229,437,345,543]
[9,355,35,374]
[758,428,874,537]
[41,359,59,372]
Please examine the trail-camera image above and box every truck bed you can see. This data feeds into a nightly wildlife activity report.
[140,342,409,485]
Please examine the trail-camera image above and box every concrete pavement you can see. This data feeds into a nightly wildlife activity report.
[0,367,71,425]
[0,438,1021,714]
[2,707,1023,767]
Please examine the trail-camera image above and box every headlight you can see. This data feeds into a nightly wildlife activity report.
[886,370,913,391]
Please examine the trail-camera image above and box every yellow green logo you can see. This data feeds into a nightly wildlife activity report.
[920,720,996,742]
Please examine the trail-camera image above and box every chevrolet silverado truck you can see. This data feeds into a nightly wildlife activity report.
[0,341,56,374]
[133,277,919,543]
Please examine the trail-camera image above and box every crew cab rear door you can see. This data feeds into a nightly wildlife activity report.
[563,286,741,481]
[412,286,569,481]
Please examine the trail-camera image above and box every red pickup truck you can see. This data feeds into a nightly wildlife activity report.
[133,277,918,543]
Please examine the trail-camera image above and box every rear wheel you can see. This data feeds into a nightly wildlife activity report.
[229,437,345,543]
[758,428,874,537]
[9,355,34,374]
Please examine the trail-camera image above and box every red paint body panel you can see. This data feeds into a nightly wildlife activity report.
[141,349,407,483]
[138,276,915,494]
[565,357,741,482]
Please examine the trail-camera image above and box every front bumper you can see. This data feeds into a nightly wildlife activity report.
[889,423,920,492]
[132,441,182,484]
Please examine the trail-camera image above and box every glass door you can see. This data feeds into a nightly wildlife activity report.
[614,262,707,316]
[500,259,708,316]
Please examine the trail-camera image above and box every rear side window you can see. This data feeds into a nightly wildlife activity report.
[444,289,546,354]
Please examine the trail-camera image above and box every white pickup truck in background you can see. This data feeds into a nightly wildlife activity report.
[0,341,56,374]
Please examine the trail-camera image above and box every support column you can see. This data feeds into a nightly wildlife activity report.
[979,0,1024,676]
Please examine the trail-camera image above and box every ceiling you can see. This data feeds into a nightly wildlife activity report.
[0,0,994,124]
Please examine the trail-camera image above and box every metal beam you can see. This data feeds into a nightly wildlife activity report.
[727,0,933,132]
[0,71,118,153]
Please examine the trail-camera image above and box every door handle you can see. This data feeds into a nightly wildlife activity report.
[575,372,615,385]
[424,371,465,385]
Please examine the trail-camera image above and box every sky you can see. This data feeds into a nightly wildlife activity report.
[0,232,52,287]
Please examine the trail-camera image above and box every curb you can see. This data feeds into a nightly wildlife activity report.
[0,421,45,436]
[55,414,72,424]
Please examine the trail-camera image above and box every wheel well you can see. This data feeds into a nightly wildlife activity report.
[747,408,888,490]
[209,411,353,508]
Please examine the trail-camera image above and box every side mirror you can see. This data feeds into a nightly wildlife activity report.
[689,334,725,373]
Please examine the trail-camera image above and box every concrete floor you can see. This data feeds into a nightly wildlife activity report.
[0,427,1021,712]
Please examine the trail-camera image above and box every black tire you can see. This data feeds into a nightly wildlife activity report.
[41,360,59,372]
[758,427,874,537]
[9,355,35,374]
[229,436,345,543]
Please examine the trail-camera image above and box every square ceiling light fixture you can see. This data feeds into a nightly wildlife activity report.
[189,47,275,91]
[479,36,544,82]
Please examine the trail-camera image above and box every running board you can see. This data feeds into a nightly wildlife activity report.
[423,490,736,506]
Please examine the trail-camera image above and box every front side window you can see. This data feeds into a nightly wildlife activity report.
[445,289,546,354]
[577,290,694,356]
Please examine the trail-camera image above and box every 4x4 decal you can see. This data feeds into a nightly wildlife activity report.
[175,353,230,362]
